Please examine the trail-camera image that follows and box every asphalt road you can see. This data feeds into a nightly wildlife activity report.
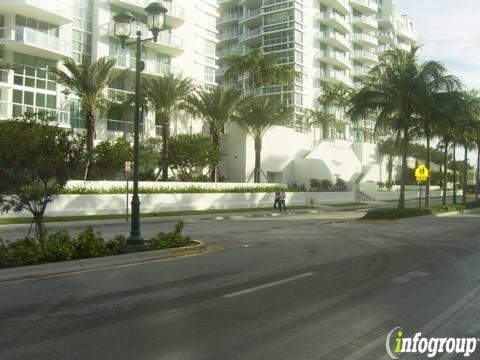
[1,209,480,359]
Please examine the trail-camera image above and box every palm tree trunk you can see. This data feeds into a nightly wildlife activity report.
[211,131,221,182]
[387,155,393,185]
[254,137,262,183]
[425,130,431,207]
[476,145,480,200]
[161,113,170,181]
[84,107,95,180]
[442,141,448,205]
[463,144,468,205]
[453,142,457,204]
[398,128,408,210]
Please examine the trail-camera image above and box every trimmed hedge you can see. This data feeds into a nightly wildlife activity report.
[362,208,432,220]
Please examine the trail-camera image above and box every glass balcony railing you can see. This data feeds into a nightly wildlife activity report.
[110,54,183,77]
[0,27,71,56]
[104,23,183,50]
[0,101,70,125]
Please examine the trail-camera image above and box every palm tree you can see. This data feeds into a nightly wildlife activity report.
[50,56,120,160]
[144,74,192,181]
[235,96,291,183]
[320,83,352,139]
[185,87,241,181]
[417,70,462,206]
[457,91,480,204]
[306,108,336,143]
[348,46,455,209]
[225,49,297,97]
[377,137,400,186]
[433,91,465,205]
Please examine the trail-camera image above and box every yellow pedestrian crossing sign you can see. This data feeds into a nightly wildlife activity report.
[415,164,429,182]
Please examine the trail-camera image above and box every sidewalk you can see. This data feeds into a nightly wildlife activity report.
[0,201,384,231]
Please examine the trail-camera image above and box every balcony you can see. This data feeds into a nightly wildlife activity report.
[107,88,134,103]
[110,0,185,28]
[240,8,262,27]
[377,44,393,54]
[318,31,350,52]
[0,0,73,25]
[320,0,351,15]
[396,26,417,42]
[316,70,352,87]
[102,23,184,56]
[352,66,373,79]
[217,45,243,59]
[0,101,69,127]
[396,42,411,52]
[377,14,394,29]
[218,13,241,25]
[349,0,377,15]
[218,30,239,43]
[352,32,378,48]
[352,15,377,31]
[0,27,71,60]
[352,50,378,64]
[239,0,261,8]
[111,55,182,77]
[318,12,351,34]
[239,28,262,46]
[376,30,395,46]
[317,51,351,69]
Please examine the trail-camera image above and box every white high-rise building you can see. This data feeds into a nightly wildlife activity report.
[217,0,417,185]
[0,0,218,140]
[0,0,418,186]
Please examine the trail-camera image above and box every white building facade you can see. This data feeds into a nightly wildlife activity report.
[218,0,417,186]
[0,0,218,140]
[0,0,417,188]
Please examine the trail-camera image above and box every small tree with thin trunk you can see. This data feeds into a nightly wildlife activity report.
[235,96,291,183]
[0,118,84,241]
[377,137,401,187]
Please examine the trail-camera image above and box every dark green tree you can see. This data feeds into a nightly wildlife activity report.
[0,119,84,240]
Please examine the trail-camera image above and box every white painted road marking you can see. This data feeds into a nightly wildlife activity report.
[223,272,315,298]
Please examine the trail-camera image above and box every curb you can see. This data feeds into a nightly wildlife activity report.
[0,240,207,283]
[435,209,471,217]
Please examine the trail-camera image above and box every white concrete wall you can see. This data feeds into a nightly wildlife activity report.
[1,191,355,217]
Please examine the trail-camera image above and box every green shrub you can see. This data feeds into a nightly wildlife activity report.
[465,200,480,209]
[42,230,76,262]
[0,239,15,268]
[363,208,432,220]
[3,238,43,267]
[106,234,128,255]
[75,226,108,258]
[150,221,192,250]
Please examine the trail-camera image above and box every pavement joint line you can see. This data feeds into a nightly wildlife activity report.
[223,272,315,298]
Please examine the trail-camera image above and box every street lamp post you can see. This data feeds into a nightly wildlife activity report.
[113,2,167,246]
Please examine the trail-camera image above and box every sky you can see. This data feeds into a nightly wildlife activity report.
[395,0,480,90]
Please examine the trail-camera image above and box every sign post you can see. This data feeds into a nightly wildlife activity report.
[125,161,132,222]
[415,164,429,209]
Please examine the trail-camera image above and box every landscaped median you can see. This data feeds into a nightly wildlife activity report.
[361,200,480,220]
[0,221,206,278]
